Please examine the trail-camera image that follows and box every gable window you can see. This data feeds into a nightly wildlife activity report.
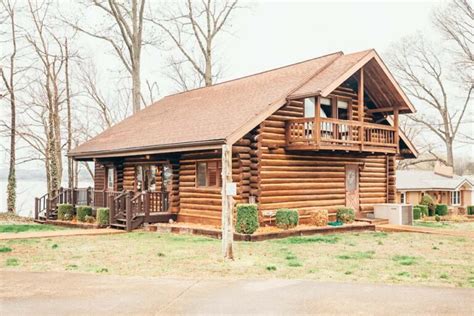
[196,161,222,187]
[400,192,406,204]
[304,97,315,118]
[451,190,461,205]
[106,167,115,190]
[320,97,332,118]
[337,99,350,120]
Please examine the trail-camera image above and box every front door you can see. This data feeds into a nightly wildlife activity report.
[345,164,359,214]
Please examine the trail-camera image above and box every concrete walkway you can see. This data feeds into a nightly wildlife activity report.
[0,228,124,240]
[376,224,474,238]
[1,271,473,315]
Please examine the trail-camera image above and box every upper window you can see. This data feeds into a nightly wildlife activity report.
[304,97,315,118]
[320,97,332,118]
[106,167,114,190]
[337,100,350,120]
[451,190,461,205]
[196,161,222,187]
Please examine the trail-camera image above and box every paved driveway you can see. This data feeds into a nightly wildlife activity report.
[1,271,473,315]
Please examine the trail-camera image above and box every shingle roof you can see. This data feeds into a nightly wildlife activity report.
[396,170,474,191]
[70,49,415,159]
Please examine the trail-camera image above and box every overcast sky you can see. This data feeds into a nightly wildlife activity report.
[0,0,452,170]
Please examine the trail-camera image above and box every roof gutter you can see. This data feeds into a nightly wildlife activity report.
[69,139,226,161]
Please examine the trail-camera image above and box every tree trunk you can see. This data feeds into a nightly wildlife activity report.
[7,93,16,213]
[65,39,73,189]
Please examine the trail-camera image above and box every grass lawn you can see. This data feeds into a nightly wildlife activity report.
[414,221,474,231]
[0,231,473,288]
[0,223,66,233]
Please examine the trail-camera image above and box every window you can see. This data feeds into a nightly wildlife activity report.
[320,97,332,118]
[304,97,315,118]
[337,100,349,120]
[400,192,406,204]
[451,190,461,205]
[196,161,222,187]
[136,165,158,191]
[106,167,114,190]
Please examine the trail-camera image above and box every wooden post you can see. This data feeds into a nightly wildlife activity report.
[108,193,114,226]
[358,68,365,151]
[35,198,39,220]
[87,187,92,206]
[221,144,234,259]
[394,105,399,153]
[315,97,321,146]
[126,191,132,232]
[144,191,150,223]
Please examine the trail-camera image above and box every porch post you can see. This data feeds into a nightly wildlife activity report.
[358,68,365,151]
[394,105,399,153]
[315,97,321,146]
[221,143,234,259]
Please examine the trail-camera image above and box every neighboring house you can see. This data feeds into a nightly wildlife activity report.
[36,49,418,229]
[396,170,474,212]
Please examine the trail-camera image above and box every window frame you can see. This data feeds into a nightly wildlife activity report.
[106,167,115,191]
[451,190,461,206]
[400,192,406,204]
[195,160,222,188]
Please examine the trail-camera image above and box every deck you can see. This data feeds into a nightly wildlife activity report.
[285,117,398,153]
[34,188,174,231]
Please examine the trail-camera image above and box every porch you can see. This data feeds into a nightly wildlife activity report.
[285,117,398,154]
[34,187,176,231]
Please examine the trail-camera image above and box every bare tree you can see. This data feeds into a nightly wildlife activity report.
[65,0,146,114]
[0,0,18,213]
[151,0,239,90]
[433,0,473,85]
[387,33,472,168]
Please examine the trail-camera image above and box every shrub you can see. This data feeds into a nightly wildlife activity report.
[435,204,448,216]
[76,206,93,222]
[308,209,328,227]
[57,204,74,221]
[84,215,96,224]
[413,207,422,220]
[435,215,441,222]
[275,209,299,229]
[336,208,355,223]
[235,204,259,234]
[467,205,474,215]
[420,194,436,216]
[96,208,109,225]
[416,205,429,217]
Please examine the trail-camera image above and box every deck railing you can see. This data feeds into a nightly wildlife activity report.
[35,187,169,232]
[286,117,397,152]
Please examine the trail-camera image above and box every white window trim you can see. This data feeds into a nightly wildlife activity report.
[400,192,406,204]
[451,190,461,206]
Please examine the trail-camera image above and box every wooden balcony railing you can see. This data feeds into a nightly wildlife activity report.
[285,117,398,153]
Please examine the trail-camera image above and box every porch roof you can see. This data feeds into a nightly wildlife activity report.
[70,49,416,160]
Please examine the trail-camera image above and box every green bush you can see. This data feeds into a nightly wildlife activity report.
[235,204,259,234]
[420,194,436,216]
[435,204,448,216]
[467,205,474,215]
[336,207,355,223]
[275,209,299,229]
[84,215,96,224]
[416,204,429,217]
[96,208,109,225]
[413,207,422,220]
[57,204,74,221]
[76,206,93,222]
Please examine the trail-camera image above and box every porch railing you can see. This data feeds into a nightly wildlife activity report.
[286,117,397,152]
[35,187,169,232]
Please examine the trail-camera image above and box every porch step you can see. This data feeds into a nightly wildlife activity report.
[110,223,127,230]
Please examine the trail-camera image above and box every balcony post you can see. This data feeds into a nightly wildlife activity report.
[394,105,399,153]
[358,68,365,151]
[315,97,321,146]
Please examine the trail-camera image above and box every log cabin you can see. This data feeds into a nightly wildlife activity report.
[36,49,418,230]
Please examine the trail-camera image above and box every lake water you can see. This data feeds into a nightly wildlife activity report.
[0,179,93,217]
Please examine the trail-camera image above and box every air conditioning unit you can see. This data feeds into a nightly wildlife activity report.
[373,204,413,225]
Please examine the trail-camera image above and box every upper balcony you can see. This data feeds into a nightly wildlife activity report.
[285,117,398,154]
